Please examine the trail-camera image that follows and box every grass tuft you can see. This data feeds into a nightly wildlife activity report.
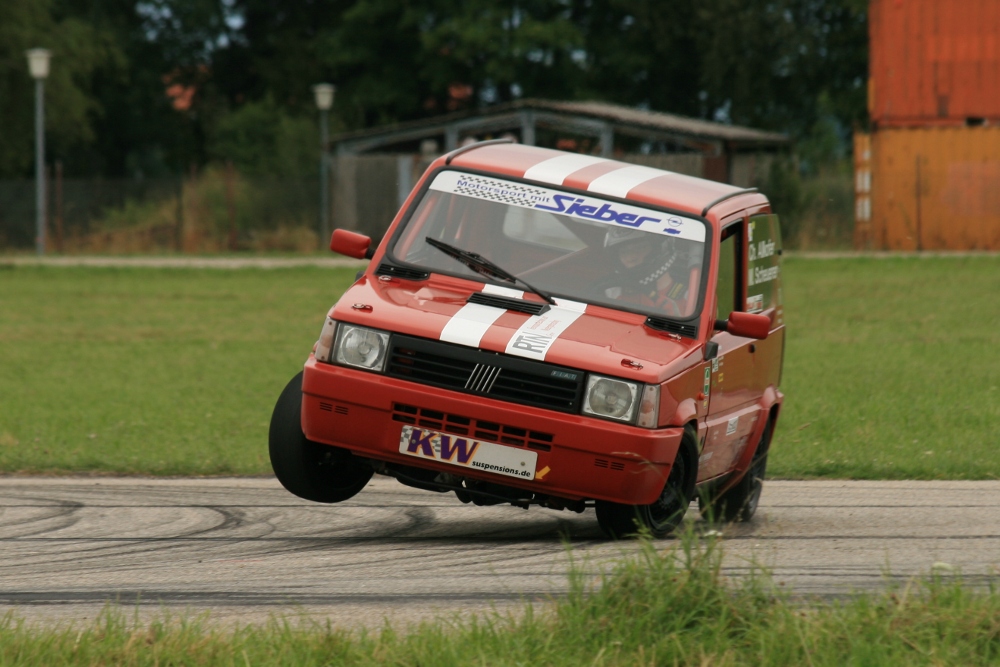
[1,534,999,665]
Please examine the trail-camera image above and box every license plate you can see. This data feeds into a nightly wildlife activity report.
[398,425,537,480]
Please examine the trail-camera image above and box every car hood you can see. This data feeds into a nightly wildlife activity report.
[331,276,703,382]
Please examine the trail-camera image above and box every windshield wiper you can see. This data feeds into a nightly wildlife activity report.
[425,238,556,306]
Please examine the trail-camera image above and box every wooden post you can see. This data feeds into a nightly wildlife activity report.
[225,160,237,251]
[175,174,184,252]
[54,161,64,253]
[186,163,198,252]
[914,155,923,252]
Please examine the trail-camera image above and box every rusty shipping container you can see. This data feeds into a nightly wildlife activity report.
[869,0,1000,127]
[855,126,1000,250]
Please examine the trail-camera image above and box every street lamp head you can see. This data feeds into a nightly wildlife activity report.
[26,49,52,80]
[313,83,335,111]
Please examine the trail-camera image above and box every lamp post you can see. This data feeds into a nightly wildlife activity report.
[313,84,335,246]
[26,48,52,256]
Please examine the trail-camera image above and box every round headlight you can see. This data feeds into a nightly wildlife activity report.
[588,378,634,419]
[339,328,386,368]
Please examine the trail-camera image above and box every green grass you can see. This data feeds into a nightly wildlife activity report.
[1,537,999,666]
[770,256,1000,479]
[0,256,998,477]
[0,266,358,474]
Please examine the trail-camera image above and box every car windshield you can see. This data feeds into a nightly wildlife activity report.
[390,170,708,320]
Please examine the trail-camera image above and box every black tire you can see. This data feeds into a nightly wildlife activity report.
[700,420,771,523]
[268,372,373,503]
[596,448,692,539]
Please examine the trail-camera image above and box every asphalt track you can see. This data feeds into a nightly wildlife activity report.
[1,476,998,628]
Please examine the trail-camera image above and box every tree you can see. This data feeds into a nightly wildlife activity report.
[0,0,120,177]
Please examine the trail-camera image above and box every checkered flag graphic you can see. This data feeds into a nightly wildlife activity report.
[453,175,547,208]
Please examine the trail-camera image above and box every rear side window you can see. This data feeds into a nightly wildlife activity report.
[746,214,783,319]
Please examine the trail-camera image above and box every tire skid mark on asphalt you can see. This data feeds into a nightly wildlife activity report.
[5,532,1000,543]
[0,478,998,622]
[0,498,84,538]
[0,591,549,606]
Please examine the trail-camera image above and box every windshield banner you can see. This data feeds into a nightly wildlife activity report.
[430,171,706,243]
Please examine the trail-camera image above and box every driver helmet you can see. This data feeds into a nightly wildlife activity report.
[604,228,681,287]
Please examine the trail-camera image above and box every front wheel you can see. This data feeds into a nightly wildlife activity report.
[699,420,771,523]
[596,450,691,539]
[268,372,373,503]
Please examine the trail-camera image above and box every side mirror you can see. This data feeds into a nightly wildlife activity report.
[714,311,771,340]
[330,229,374,259]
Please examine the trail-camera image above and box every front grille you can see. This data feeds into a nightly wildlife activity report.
[392,404,553,451]
[386,334,584,413]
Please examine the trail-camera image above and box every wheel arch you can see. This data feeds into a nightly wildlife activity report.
[679,420,700,501]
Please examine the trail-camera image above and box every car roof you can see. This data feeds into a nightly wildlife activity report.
[446,143,763,219]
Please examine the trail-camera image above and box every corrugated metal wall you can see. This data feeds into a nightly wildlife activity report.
[870,0,1000,126]
[862,126,1000,250]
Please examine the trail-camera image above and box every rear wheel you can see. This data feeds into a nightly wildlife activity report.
[596,448,691,539]
[700,420,771,523]
[268,372,373,503]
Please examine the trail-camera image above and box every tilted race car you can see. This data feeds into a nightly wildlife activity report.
[269,140,785,538]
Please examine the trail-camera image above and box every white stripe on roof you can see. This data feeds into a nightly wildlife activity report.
[586,165,667,198]
[522,154,608,185]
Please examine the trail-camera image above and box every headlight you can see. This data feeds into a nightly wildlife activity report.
[333,324,390,371]
[314,317,337,363]
[583,375,639,422]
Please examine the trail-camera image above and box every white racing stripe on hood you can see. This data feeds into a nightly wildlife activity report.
[523,155,608,185]
[440,302,506,348]
[504,298,587,361]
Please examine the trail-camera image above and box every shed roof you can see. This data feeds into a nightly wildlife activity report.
[333,98,789,156]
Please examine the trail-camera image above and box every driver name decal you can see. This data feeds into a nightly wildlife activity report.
[429,171,706,243]
[504,299,586,361]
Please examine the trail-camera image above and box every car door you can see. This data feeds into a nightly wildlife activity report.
[697,216,763,481]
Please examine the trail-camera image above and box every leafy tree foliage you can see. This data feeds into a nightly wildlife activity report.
[0,0,868,178]
[0,0,120,176]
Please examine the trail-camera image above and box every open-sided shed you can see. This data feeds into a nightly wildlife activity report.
[327,99,789,239]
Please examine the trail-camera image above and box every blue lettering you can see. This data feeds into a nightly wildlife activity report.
[439,435,479,464]
[406,430,435,457]
[534,194,579,213]
[534,196,665,229]
[593,204,618,221]
[567,203,597,216]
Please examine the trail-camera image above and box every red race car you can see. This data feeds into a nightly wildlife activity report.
[269,140,785,538]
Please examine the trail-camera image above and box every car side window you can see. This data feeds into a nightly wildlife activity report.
[716,223,743,321]
[746,214,783,316]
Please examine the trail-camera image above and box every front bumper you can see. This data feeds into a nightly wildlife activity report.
[301,357,684,506]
